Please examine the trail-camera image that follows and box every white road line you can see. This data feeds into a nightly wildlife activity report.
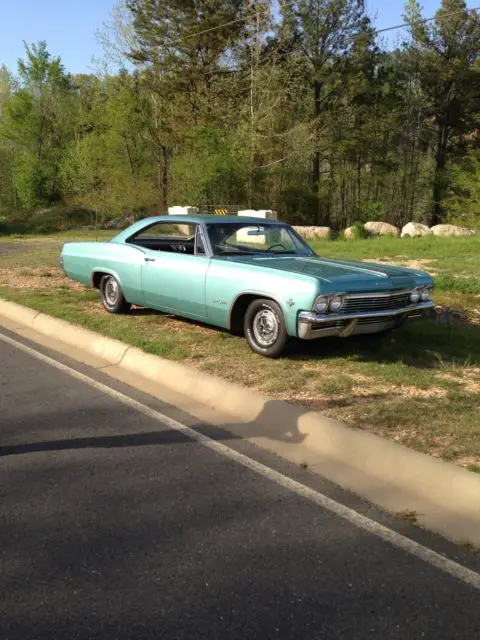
[1,329,480,591]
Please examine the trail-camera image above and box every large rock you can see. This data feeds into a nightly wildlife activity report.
[364,221,399,237]
[401,222,432,238]
[343,226,357,239]
[431,224,476,238]
[293,226,331,240]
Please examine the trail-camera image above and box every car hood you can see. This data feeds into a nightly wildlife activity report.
[224,255,431,291]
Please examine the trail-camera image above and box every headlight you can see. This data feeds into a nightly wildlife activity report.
[410,289,420,304]
[329,295,344,312]
[314,296,329,314]
[420,287,431,301]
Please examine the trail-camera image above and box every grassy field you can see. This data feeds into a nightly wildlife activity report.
[0,231,479,471]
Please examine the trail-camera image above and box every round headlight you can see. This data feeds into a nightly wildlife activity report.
[314,296,329,314]
[410,289,420,304]
[420,287,431,301]
[329,295,344,313]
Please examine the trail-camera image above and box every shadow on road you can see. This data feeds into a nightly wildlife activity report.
[0,398,310,458]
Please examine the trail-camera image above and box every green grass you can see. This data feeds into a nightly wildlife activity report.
[0,231,479,469]
[3,229,115,241]
[310,234,480,276]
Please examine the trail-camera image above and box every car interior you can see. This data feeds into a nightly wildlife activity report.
[128,235,196,254]
[126,223,201,255]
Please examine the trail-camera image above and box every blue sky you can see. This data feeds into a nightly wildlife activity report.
[1,1,478,74]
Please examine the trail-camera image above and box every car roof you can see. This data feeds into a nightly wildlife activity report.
[144,214,282,225]
[111,215,284,243]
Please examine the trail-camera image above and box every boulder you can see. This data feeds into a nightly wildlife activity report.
[431,224,476,238]
[293,226,331,240]
[343,226,356,239]
[401,222,432,238]
[364,221,399,237]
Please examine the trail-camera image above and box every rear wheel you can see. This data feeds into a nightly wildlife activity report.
[244,298,289,358]
[100,274,131,314]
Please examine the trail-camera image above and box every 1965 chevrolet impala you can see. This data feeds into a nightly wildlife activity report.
[60,215,435,357]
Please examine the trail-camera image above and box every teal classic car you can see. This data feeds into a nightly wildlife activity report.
[60,215,435,357]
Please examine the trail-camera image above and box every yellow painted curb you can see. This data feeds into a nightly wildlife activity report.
[1,297,479,545]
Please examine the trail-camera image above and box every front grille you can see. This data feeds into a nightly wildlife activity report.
[343,291,411,313]
[357,316,397,325]
[311,320,348,330]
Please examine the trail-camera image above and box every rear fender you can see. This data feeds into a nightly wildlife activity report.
[90,267,123,289]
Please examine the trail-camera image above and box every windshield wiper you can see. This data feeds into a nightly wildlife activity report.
[216,250,257,256]
[264,250,297,255]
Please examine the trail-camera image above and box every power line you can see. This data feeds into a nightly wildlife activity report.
[374,5,480,35]
[159,6,270,48]
[172,15,249,43]
[152,4,479,50]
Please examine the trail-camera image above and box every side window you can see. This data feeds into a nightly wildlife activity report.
[132,222,196,240]
[128,221,198,255]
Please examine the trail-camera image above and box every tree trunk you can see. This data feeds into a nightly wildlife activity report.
[312,79,322,224]
[157,146,169,214]
[430,121,448,226]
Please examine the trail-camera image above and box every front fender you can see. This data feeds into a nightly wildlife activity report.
[228,290,305,337]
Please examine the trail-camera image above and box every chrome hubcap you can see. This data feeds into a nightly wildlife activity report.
[253,309,279,347]
[105,278,118,305]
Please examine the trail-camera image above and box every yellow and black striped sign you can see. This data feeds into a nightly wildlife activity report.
[214,208,229,216]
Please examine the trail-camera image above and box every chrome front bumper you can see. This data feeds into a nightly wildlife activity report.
[297,301,435,340]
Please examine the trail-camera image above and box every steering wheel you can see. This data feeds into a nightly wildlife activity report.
[267,243,287,252]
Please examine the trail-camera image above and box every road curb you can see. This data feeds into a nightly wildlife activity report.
[1,297,479,545]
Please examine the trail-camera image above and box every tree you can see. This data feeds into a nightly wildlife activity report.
[125,0,248,210]
[278,0,369,223]
[446,149,480,226]
[404,0,480,225]
[0,66,17,213]
[0,42,75,207]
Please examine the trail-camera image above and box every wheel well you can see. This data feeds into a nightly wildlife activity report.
[229,294,278,333]
[92,271,106,289]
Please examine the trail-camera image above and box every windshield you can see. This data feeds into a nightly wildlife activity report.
[206,222,314,257]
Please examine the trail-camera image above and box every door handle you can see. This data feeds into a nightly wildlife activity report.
[144,257,156,262]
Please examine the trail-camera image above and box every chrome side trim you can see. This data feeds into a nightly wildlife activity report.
[345,289,414,299]
[196,224,213,258]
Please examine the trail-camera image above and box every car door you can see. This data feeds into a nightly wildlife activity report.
[140,223,209,319]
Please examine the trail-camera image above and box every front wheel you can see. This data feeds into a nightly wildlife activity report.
[244,298,289,358]
[100,274,131,314]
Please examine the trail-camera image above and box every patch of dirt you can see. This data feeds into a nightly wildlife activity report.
[0,267,84,291]
[435,305,480,327]
[362,257,440,275]
[351,383,447,399]
[437,370,480,394]
[0,243,31,256]
[269,376,447,409]
[456,456,480,469]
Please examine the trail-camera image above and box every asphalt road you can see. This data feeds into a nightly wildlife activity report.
[1,328,479,640]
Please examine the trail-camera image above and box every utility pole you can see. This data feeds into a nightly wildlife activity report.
[248,1,268,209]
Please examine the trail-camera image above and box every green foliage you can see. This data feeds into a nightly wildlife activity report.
[353,201,384,224]
[340,221,367,239]
[403,0,480,224]
[0,41,75,209]
[0,2,479,232]
[446,150,480,228]
[0,206,96,234]
[279,186,324,225]
[171,126,248,205]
